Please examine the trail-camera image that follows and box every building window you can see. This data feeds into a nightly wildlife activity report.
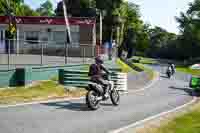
[0,30,5,53]
[25,31,39,44]
[70,25,79,46]
[51,26,80,47]
[41,32,51,42]
[53,31,65,46]
[0,30,3,41]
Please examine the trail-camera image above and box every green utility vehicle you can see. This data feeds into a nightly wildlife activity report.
[189,76,200,92]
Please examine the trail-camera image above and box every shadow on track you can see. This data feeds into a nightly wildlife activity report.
[41,101,115,111]
[169,86,198,97]
[160,75,168,78]
[42,101,91,112]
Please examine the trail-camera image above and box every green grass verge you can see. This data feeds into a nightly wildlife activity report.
[176,66,200,76]
[133,63,156,80]
[0,81,86,105]
[0,60,138,105]
[141,103,200,133]
[116,59,137,73]
[133,56,158,64]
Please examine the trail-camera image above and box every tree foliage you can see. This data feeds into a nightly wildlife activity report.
[36,0,54,16]
[0,0,39,16]
[175,0,200,59]
[55,0,96,17]
[3,0,196,60]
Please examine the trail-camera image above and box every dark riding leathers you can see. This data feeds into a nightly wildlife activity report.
[88,63,110,95]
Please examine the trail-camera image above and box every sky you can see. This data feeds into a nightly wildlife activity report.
[24,0,194,34]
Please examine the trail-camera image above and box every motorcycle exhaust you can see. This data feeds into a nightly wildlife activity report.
[97,97,103,101]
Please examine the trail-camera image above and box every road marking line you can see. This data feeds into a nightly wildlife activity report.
[0,97,85,108]
[0,72,160,108]
[128,72,160,94]
[109,96,197,133]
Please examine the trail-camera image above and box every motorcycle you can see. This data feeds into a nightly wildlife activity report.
[85,74,120,110]
[166,68,172,78]
[171,68,176,75]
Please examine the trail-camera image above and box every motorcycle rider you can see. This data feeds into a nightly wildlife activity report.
[171,63,176,75]
[88,56,111,98]
[167,63,172,74]
[168,62,175,75]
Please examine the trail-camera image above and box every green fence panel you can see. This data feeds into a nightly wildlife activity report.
[0,64,89,88]
[27,64,88,83]
[0,62,121,88]
[0,69,16,88]
[59,67,123,88]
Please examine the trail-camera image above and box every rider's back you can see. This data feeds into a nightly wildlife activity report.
[88,64,101,77]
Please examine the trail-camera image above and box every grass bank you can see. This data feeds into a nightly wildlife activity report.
[136,102,200,133]
[133,56,158,64]
[0,81,86,105]
[133,63,156,80]
[176,66,200,76]
[116,59,136,73]
[0,60,137,105]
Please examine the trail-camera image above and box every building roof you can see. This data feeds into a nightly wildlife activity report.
[0,16,96,25]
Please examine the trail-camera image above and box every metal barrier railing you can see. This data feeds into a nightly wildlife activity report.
[0,39,97,68]
[0,39,119,70]
[58,68,127,91]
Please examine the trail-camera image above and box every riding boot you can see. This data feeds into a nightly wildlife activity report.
[104,86,109,99]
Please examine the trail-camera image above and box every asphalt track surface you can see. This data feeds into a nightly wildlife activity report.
[0,65,193,133]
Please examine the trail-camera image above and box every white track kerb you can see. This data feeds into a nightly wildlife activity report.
[0,97,85,108]
[109,97,197,133]
[109,72,197,133]
[128,71,160,94]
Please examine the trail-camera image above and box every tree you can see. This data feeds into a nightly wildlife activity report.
[0,0,22,15]
[143,26,178,58]
[53,0,151,58]
[95,0,123,11]
[55,0,90,17]
[116,2,150,57]
[0,0,39,16]
[176,0,200,59]
[36,0,54,16]
[95,0,124,41]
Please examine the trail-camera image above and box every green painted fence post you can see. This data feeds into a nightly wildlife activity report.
[59,69,64,84]
[15,68,26,86]
[15,67,32,86]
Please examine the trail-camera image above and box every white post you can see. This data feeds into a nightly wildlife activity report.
[16,28,19,54]
[100,11,102,47]
[62,0,72,44]
[93,21,96,57]
[62,0,72,64]
[99,11,102,56]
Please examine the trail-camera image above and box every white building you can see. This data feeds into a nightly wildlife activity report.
[0,16,96,57]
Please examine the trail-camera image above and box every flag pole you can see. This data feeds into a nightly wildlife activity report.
[62,0,71,64]
[99,10,102,57]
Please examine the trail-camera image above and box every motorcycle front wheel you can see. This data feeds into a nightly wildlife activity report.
[86,90,100,110]
[110,89,120,106]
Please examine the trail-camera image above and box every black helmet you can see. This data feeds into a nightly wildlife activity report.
[95,56,103,64]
